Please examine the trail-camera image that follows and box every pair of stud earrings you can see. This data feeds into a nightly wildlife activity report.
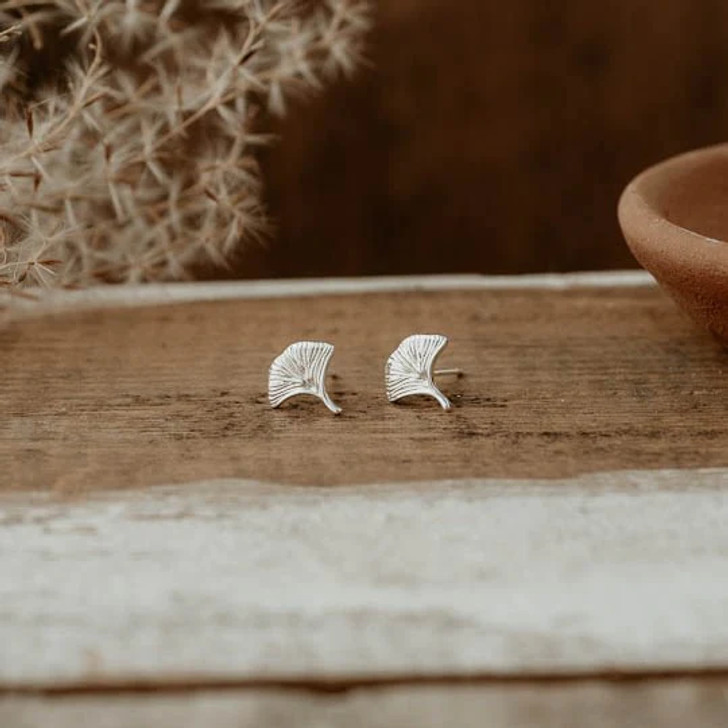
[268,334,461,414]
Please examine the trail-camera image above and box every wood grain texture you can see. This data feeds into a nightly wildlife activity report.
[1,280,727,492]
[244,0,728,279]
[4,681,728,728]
[2,471,728,687]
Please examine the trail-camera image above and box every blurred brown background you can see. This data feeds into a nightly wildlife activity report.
[237,0,728,278]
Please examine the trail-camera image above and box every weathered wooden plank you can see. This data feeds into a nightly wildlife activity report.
[2,276,727,492]
[4,272,655,317]
[3,680,728,728]
[2,471,728,687]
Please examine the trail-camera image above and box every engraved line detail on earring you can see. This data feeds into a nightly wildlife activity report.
[385,333,458,410]
[269,341,342,414]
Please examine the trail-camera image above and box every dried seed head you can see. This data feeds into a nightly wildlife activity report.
[0,0,371,292]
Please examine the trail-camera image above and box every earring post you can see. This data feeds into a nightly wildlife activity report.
[434,368,464,377]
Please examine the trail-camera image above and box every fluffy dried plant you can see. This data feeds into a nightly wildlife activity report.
[0,0,369,296]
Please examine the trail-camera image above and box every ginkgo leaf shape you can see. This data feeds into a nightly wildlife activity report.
[268,341,342,414]
[385,334,452,410]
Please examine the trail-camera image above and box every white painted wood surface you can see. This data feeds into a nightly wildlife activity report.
[4,270,655,320]
[2,469,728,688]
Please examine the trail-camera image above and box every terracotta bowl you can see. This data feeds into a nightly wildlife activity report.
[618,144,728,344]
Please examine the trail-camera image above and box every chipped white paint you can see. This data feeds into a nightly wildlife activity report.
[4,270,655,320]
[1,468,727,688]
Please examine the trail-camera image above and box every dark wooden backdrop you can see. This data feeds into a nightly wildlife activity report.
[232,0,728,278]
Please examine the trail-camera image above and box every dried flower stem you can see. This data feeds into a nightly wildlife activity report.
[0,0,370,292]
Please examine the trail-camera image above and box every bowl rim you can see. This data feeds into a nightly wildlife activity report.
[618,143,728,275]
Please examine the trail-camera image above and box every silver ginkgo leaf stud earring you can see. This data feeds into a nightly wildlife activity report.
[385,334,462,410]
[269,341,342,414]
